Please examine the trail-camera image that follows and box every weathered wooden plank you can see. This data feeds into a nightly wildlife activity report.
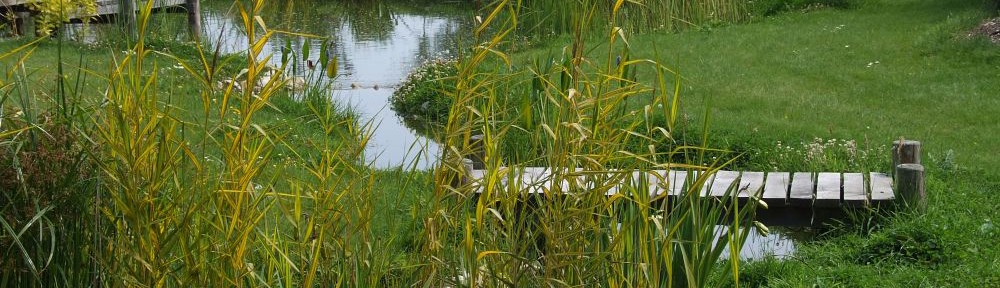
[842,173,868,207]
[604,170,652,197]
[814,172,842,207]
[870,172,894,204]
[467,169,897,210]
[665,170,688,196]
[1,0,29,6]
[708,170,740,197]
[737,172,766,198]
[762,172,790,207]
[788,172,815,206]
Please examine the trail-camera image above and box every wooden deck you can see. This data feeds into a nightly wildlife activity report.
[1,0,185,19]
[467,168,895,207]
[462,139,925,226]
[466,168,899,226]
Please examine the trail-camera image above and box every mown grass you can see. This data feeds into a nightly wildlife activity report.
[501,0,1000,286]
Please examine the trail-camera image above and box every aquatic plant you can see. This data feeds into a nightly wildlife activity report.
[390,58,457,139]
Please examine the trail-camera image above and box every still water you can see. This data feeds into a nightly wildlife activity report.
[201,4,463,169]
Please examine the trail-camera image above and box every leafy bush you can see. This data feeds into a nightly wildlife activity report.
[28,0,97,36]
[0,117,95,284]
[751,0,856,16]
[389,58,457,138]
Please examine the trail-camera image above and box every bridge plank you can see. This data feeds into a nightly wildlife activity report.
[664,170,689,196]
[466,168,898,211]
[843,173,867,207]
[708,171,740,197]
[870,172,894,203]
[738,172,766,198]
[762,172,791,207]
[815,173,842,207]
[788,172,816,206]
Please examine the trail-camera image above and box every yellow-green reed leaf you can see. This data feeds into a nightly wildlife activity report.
[475,0,509,36]
[326,56,338,78]
[0,126,32,140]
[0,37,41,62]
[254,15,268,32]
[612,0,626,15]
[304,228,323,287]
[486,208,504,224]
[153,52,210,88]
[476,251,508,262]
[481,46,511,68]
[541,124,557,141]
[618,150,652,165]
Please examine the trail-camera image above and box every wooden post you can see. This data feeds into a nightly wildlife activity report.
[121,0,137,38]
[469,134,485,170]
[186,0,201,41]
[892,139,921,168]
[895,163,926,212]
[12,12,30,37]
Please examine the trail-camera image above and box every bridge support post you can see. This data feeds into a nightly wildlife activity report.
[186,0,201,41]
[11,12,31,37]
[892,140,925,212]
[895,163,926,213]
[892,140,921,172]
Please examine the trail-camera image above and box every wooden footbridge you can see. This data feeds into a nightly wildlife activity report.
[1,0,184,16]
[2,0,186,35]
[464,140,926,226]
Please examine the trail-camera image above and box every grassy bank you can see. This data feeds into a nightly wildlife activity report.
[500,0,1000,286]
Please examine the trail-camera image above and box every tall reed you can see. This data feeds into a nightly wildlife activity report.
[2,0,758,286]
[510,0,751,36]
[420,0,759,286]
[90,0,399,285]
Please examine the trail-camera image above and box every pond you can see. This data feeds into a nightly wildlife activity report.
[56,0,799,262]
[201,1,466,170]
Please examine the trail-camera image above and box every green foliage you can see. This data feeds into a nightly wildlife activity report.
[498,0,751,36]
[28,0,97,36]
[389,58,457,138]
[750,0,857,16]
[856,226,949,266]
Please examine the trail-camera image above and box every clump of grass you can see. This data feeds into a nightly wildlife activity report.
[855,226,949,266]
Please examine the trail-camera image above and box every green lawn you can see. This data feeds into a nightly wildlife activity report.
[517,0,1000,172]
[509,0,1000,286]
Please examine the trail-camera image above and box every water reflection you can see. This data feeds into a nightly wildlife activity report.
[201,3,464,169]
[721,226,798,261]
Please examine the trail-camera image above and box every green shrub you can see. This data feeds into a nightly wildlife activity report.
[751,0,856,16]
[389,58,457,138]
